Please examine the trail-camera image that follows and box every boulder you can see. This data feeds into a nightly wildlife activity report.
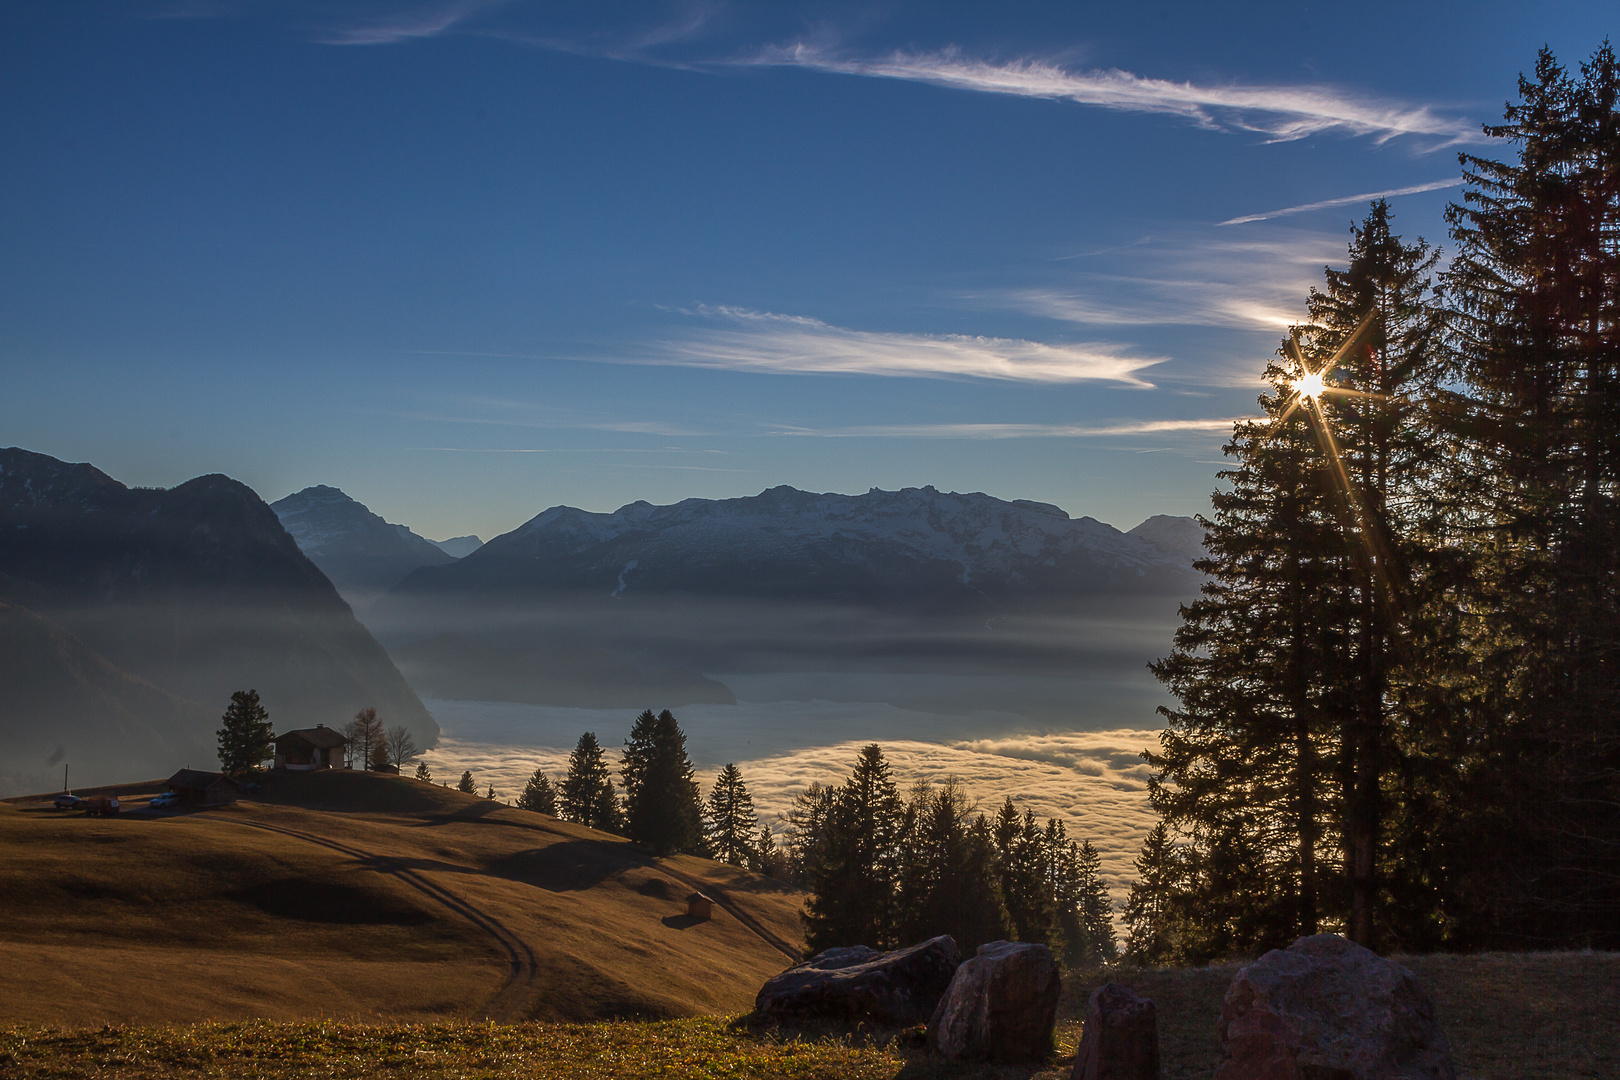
[1215,933,1456,1080]
[755,936,960,1026]
[1071,982,1160,1080]
[929,940,1061,1061]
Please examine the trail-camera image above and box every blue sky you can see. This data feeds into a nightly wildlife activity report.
[2,2,1611,541]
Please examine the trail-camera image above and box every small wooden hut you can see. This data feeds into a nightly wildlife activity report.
[165,769,241,807]
[686,891,715,921]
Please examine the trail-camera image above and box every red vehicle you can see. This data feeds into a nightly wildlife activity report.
[80,796,120,816]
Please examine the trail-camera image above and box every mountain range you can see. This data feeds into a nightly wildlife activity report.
[0,449,438,794]
[390,485,1203,608]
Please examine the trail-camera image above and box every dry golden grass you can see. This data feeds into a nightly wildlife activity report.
[0,771,808,1027]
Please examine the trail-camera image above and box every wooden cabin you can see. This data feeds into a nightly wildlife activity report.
[686,891,715,921]
[165,769,241,807]
[273,725,349,770]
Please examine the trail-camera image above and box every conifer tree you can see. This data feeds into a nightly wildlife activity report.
[1123,824,1185,964]
[1442,43,1620,945]
[517,768,558,815]
[457,769,476,794]
[1148,326,1355,955]
[893,778,1009,954]
[802,744,905,951]
[560,732,620,832]
[1073,840,1118,963]
[992,799,1058,947]
[414,761,432,783]
[620,710,704,855]
[216,689,274,775]
[703,763,759,866]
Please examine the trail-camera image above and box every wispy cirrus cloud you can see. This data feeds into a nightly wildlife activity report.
[996,230,1348,337]
[315,0,508,46]
[647,307,1164,386]
[741,46,1479,146]
[1219,178,1463,225]
[766,418,1238,439]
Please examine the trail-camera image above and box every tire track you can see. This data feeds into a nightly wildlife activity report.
[206,816,539,1021]
[438,811,803,963]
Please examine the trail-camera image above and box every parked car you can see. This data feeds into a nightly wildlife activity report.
[81,795,120,816]
[53,793,80,810]
[148,792,179,809]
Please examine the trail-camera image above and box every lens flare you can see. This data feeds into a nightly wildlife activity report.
[1295,371,1327,400]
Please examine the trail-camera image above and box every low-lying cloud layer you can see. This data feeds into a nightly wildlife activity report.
[422,726,1163,902]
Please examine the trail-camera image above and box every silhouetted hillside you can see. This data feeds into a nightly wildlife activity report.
[0,448,438,791]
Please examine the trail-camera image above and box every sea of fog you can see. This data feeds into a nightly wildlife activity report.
[419,670,1172,899]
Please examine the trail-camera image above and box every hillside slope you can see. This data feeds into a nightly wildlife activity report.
[0,448,438,789]
[0,601,213,796]
[0,771,805,1026]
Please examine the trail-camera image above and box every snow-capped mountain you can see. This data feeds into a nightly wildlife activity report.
[392,485,1201,608]
[271,485,455,608]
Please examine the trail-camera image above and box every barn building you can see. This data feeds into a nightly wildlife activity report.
[273,725,349,770]
[165,769,241,807]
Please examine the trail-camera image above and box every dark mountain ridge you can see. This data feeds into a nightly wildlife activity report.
[0,448,438,791]
[392,484,1202,608]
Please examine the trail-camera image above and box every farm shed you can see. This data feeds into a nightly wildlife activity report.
[165,769,241,807]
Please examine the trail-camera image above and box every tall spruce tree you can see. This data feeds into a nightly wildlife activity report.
[1073,840,1118,964]
[1300,200,1448,948]
[1123,824,1185,964]
[620,710,704,855]
[1147,323,1356,958]
[560,732,621,832]
[704,763,759,866]
[802,744,904,951]
[893,778,1010,954]
[517,768,558,815]
[216,689,274,775]
[1442,44,1620,945]
[1148,200,1448,955]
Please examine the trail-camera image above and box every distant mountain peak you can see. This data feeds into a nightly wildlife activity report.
[271,486,453,607]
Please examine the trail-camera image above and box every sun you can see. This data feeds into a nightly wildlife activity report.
[1294,370,1327,401]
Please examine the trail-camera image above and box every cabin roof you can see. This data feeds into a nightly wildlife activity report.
[166,769,241,791]
[276,726,349,750]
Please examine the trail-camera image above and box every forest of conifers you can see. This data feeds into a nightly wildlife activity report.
[1125,44,1620,961]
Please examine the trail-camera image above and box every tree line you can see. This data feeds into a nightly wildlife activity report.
[1124,45,1620,962]
[215,692,421,775]
[515,715,1119,962]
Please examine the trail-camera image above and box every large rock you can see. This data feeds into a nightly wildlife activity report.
[1216,933,1456,1080]
[1071,982,1159,1080]
[755,936,961,1026]
[929,940,1060,1061]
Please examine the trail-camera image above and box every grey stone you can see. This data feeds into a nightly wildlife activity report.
[1070,982,1160,1080]
[929,941,1061,1061]
[755,935,960,1026]
[1215,933,1456,1080]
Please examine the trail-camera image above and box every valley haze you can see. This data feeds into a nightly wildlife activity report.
[5,448,1196,892]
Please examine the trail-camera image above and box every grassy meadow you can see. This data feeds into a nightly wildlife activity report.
[3,771,1616,1078]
